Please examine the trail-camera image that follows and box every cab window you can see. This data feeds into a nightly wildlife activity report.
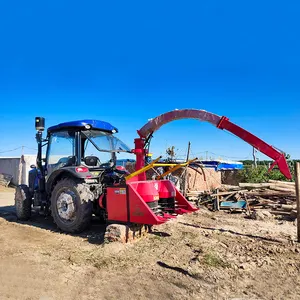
[47,131,75,165]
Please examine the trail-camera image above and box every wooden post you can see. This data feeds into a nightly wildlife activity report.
[295,162,300,242]
[186,141,191,162]
[253,147,257,168]
[183,142,191,197]
[215,188,220,211]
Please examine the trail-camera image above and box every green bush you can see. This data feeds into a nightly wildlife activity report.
[237,165,292,183]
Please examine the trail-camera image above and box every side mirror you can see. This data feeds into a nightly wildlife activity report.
[30,164,36,169]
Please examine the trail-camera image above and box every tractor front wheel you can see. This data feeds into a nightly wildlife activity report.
[50,178,93,233]
[15,184,32,220]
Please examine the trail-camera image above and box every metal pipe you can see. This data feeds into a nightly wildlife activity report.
[156,158,198,180]
[125,156,162,181]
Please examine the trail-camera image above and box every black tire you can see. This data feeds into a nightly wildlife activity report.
[15,184,32,220]
[50,178,93,233]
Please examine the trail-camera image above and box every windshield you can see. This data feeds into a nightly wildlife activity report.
[82,130,132,165]
[82,130,131,153]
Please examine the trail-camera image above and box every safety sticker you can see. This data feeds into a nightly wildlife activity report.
[114,188,126,195]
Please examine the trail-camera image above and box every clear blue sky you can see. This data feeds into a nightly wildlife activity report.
[0,1,299,160]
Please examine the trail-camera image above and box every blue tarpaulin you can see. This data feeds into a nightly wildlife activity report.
[198,160,243,171]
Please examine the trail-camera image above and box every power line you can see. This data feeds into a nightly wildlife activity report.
[23,146,38,151]
[0,146,37,154]
[162,149,251,160]
[190,151,251,160]
[206,152,252,160]
[0,147,22,154]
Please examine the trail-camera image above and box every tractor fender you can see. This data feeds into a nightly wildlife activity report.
[46,168,86,195]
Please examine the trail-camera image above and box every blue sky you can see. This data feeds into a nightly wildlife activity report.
[0,1,299,160]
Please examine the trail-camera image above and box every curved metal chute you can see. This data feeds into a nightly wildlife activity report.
[137,109,292,179]
[138,109,221,139]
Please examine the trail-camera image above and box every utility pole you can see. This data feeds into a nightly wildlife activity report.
[183,142,191,197]
[294,161,300,242]
[186,141,191,161]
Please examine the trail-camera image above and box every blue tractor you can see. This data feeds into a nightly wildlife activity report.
[14,117,131,233]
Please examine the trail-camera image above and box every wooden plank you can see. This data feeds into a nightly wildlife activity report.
[269,179,295,186]
[246,191,295,197]
[211,189,248,197]
[220,184,241,191]
[269,186,295,193]
[269,183,295,189]
[239,183,271,188]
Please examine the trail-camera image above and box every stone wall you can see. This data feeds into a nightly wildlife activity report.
[186,167,222,191]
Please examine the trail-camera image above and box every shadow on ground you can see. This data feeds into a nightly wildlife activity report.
[0,205,106,245]
[157,261,200,279]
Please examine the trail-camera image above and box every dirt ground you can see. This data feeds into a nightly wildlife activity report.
[0,187,300,300]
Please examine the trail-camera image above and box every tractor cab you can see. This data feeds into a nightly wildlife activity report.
[45,120,131,179]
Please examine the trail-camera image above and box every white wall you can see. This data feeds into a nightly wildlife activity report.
[0,155,36,185]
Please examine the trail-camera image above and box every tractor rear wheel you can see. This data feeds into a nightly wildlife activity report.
[50,178,93,233]
[15,184,32,220]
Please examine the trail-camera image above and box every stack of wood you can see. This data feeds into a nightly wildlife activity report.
[237,180,296,219]
[187,180,297,220]
[187,188,249,211]
[239,180,296,194]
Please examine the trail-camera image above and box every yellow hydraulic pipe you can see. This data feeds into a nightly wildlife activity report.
[125,156,162,181]
[156,158,198,180]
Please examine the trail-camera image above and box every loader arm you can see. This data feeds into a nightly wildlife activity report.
[136,109,292,180]
[216,116,291,179]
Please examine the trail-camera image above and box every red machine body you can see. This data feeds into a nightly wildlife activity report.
[105,180,197,225]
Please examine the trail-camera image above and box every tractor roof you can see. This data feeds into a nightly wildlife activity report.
[47,120,118,133]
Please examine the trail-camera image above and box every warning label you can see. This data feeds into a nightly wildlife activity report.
[114,188,126,195]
